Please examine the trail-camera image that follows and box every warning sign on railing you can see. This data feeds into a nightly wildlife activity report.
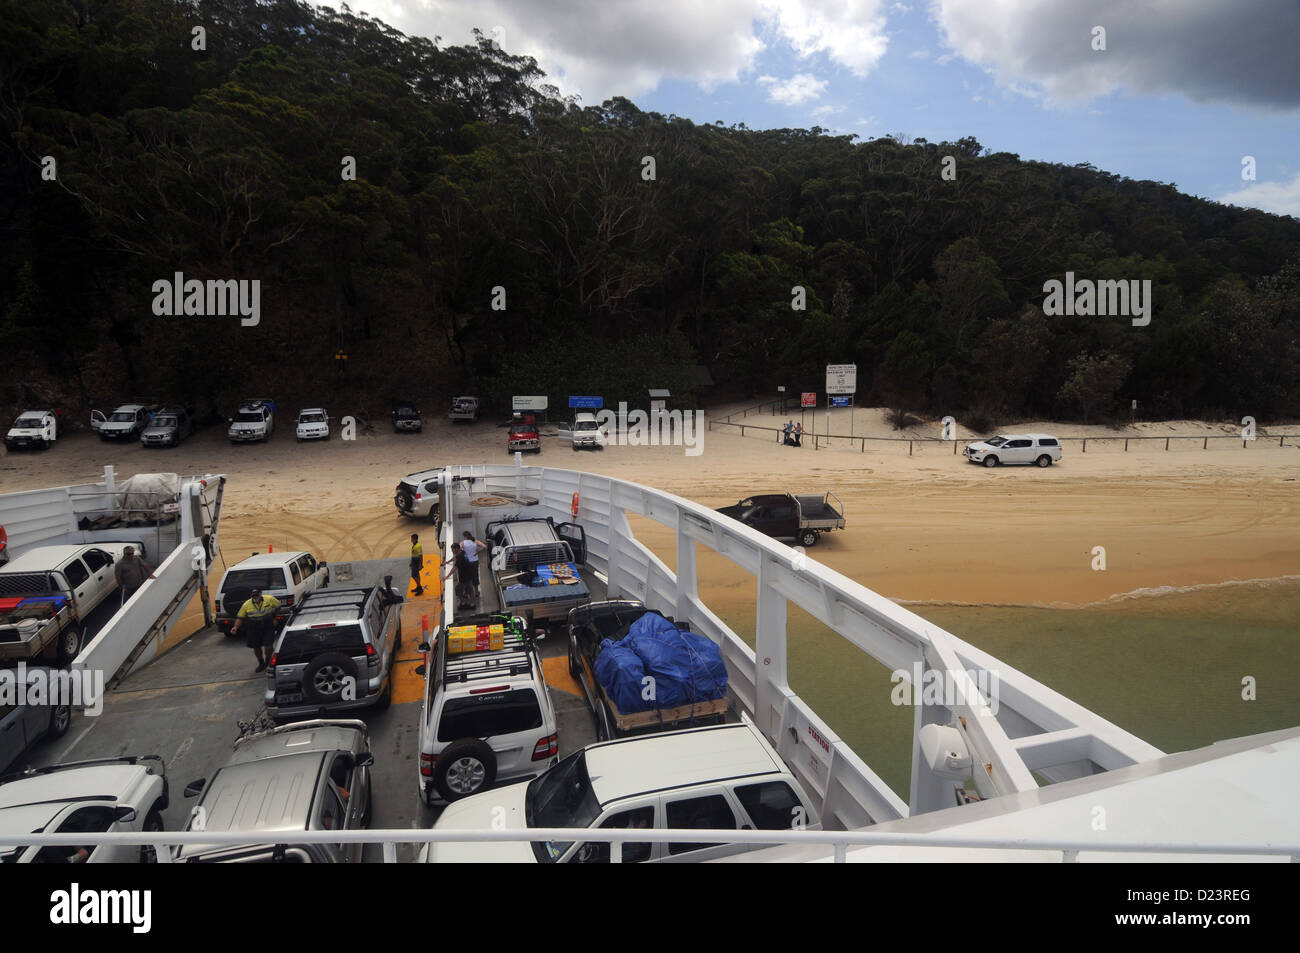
[801,392,816,408]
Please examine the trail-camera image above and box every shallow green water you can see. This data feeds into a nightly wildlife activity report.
[718,582,1300,801]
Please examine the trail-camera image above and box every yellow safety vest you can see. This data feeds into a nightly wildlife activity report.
[237,595,281,621]
[411,542,423,560]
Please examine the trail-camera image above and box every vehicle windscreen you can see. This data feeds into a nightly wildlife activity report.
[575,420,599,431]
[299,413,325,423]
[526,751,601,862]
[984,436,1007,447]
[109,412,136,422]
[14,417,43,428]
[152,416,177,428]
[235,411,263,422]
[275,625,366,665]
[510,425,535,435]
[222,568,287,592]
[437,689,542,741]
[395,406,418,416]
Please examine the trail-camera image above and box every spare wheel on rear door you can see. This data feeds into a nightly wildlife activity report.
[434,739,497,801]
[301,652,360,703]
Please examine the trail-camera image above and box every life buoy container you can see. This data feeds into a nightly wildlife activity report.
[571,492,579,517]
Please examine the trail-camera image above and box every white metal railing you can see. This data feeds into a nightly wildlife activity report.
[5,827,1297,863]
[443,463,1163,828]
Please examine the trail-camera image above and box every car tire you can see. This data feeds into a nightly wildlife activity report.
[799,530,818,547]
[1036,454,1052,468]
[46,702,72,739]
[140,807,165,864]
[374,678,392,711]
[301,652,360,704]
[57,625,83,666]
[394,620,403,650]
[434,739,497,802]
[42,439,51,451]
[983,455,999,468]
[568,635,581,678]
[395,489,414,513]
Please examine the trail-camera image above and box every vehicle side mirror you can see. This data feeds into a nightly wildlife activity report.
[417,642,430,653]
[184,779,206,798]
[533,628,547,642]
[355,753,375,769]
[414,664,426,677]
[113,806,137,823]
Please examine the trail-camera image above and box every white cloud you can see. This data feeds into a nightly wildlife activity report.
[1219,174,1300,219]
[811,103,844,118]
[929,0,1300,107]
[907,49,930,59]
[349,0,891,103]
[759,72,829,105]
[760,0,891,77]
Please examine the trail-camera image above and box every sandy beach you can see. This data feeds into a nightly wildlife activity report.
[2,404,1298,612]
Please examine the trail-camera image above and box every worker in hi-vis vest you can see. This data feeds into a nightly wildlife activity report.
[231,589,282,672]
[410,533,424,596]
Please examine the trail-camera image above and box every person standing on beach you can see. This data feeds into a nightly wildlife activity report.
[793,423,803,447]
[783,420,793,445]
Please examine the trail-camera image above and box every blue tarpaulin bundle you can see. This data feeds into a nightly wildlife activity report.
[593,612,728,713]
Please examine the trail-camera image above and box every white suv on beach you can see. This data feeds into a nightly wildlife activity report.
[963,433,1062,468]
[394,467,443,521]
[295,408,330,441]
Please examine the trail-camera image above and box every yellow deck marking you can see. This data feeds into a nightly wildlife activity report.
[391,558,443,704]
[541,656,583,697]
[406,554,442,599]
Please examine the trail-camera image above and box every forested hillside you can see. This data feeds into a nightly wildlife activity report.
[3,0,1298,425]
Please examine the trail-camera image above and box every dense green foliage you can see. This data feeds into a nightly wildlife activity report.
[2,0,1298,425]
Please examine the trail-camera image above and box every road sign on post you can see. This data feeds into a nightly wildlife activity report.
[800,392,816,408]
[826,364,857,395]
[826,364,856,447]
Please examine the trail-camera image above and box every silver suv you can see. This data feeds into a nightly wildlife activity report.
[415,612,558,804]
[265,579,403,721]
[179,720,373,863]
[394,467,443,521]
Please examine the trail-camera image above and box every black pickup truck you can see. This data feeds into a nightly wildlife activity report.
[716,491,845,546]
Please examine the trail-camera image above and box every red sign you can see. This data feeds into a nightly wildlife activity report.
[800,392,816,408]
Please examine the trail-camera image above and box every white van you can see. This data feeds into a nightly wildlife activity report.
[214,551,329,636]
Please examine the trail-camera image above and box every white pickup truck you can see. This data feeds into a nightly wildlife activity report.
[0,542,145,665]
[228,398,276,442]
[4,410,58,451]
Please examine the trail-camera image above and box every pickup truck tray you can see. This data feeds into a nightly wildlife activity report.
[598,682,729,732]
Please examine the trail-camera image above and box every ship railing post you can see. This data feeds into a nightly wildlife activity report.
[1063,848,1078,863]
[611,841,623,864]
[834,842,847,863]
[382,841,397,863]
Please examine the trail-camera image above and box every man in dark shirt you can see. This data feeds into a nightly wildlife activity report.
[115,546,155,607]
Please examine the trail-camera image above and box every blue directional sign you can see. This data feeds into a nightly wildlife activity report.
[830,396,852,407]
[568,396,603,409]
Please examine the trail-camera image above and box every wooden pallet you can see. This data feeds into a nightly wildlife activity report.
[600,683,729,732]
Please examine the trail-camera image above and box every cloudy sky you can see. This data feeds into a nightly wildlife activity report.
[349,0,1300,218]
